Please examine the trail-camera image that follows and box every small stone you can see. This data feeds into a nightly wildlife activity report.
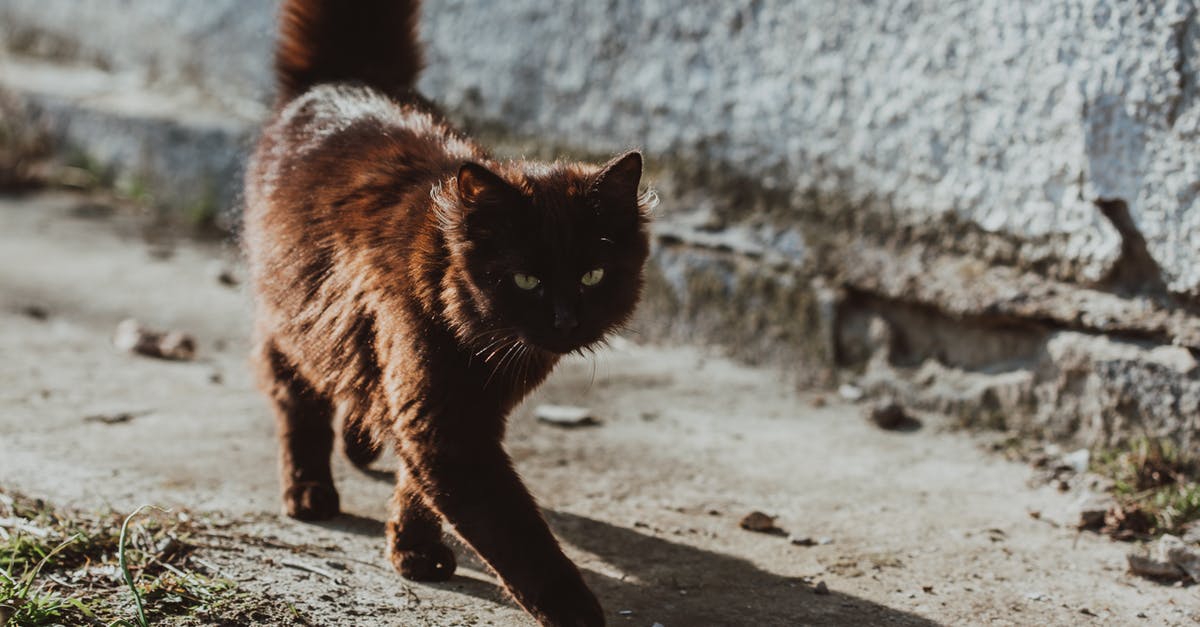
[1073,494,1115,531]
[617,609,633,616]
[788,534,816,546]
[810,395,827,408]
[83,412,136,425]
[837,384,864,402]
[922,585,934,594]
[817,536,834,545]
[867,399,919,431]
[19,304,49,320]
[813,580,830,595]
[210,262,239,287]
[1127,547,1187,581]
[1161,534,1200,582]
[739,511,784,535]
[113,319,196,361]
[535,404,599,428]
[1079,608,1096,617]
[1062,449,1090,474]
[1181,522,1200,545]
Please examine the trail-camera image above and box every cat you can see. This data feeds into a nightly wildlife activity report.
[242,1,653,625]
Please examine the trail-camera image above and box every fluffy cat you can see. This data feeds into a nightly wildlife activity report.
[243,1,653,625]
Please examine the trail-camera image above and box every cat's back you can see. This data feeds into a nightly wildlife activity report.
[248,84,476,217]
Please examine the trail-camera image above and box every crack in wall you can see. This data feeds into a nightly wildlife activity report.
[1095,198,1171,302]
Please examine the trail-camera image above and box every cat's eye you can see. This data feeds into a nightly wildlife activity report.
[581,268,605,286]
[513,273,541,290]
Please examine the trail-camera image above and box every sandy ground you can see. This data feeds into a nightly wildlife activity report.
[1,190,1196,626]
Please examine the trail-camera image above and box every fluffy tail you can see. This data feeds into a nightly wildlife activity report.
[274,0,424,105]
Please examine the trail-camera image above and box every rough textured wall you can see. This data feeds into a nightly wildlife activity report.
[4,1,1199,294]
[420,0,1200,295]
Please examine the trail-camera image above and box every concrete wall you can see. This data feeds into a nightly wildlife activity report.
[3,0,1199,449]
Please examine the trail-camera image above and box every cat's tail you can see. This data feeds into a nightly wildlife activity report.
[274,0,424,106]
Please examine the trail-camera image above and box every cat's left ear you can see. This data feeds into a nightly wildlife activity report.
[590,151,643,209]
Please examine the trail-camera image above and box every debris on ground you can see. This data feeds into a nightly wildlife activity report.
[1074,494,1117,531]
[534,404,599,428]
[113,318,196,361]
[18,304,49,320]
[739,511,786,535]
[865,398,920,431]
[1126,535,1200,582]
[210,262,239,287]
[809,395,827,408]
[1062,449,1090,474]
[83,411,137,425]
[837,384,863,402]
[789,534,816,546]
[1102,503,1154,541]
[813,581,829,595]
[1182,522,1200,545]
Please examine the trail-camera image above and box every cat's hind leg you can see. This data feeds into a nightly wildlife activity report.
[387,465,457,582]
[342,415,383,469]
[260,340,340,521]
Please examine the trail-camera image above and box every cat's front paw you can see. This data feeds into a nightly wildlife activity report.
[389,541,458,582]
[529,578,605,627]
[282,481,340,521]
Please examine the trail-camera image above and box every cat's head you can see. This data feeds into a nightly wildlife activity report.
[437,151,653,355]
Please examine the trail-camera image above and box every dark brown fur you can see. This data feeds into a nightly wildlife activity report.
[244,2,652,625]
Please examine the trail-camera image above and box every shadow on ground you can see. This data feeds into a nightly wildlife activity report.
[321,508,936,626]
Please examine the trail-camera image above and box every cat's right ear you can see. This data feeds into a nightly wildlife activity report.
[457,162,519,208]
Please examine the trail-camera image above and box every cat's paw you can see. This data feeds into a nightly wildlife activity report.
[389,541,457,582]
[342,422,381,469]
[282,481,340,521]
[529,579,605,627]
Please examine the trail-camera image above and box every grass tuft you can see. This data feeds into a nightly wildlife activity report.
[0,489,308,626]
[1091,437,1200,540]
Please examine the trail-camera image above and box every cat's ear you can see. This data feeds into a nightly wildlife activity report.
[457,162,519,208]
[590,151,643,207]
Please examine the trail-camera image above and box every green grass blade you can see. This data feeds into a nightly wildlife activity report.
[117,505,168,627]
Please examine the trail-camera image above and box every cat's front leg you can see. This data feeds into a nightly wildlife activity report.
[259,341,340,521]
[397,433,604,627]
[387,464,457,582]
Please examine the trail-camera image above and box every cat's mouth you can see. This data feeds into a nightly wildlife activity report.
[523,331,606,356]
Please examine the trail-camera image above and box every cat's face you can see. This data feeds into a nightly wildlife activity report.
[443,152,651,355]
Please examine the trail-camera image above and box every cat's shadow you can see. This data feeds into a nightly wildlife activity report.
[387,509,938,626]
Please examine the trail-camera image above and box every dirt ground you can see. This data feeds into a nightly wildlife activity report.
[1,190,1196,626]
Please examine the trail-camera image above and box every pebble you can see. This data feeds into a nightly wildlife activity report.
[867,399,916,430]
[1126,535,1195,582]
[1062,448,1090,473]
[813,581,830,595]
[113,318,196,361]
[534,404,599,428]
[838,384,864,402]
[739,511,785,535]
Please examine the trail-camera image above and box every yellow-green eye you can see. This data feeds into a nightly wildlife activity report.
[581,268,605,286]
[513,273,541,290]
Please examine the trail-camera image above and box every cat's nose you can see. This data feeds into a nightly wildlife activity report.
[553,303,578,331]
